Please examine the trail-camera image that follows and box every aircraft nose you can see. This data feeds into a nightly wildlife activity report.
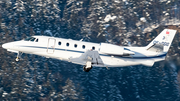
[2,43,12,49]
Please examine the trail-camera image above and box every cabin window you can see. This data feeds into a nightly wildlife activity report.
[92,46,95,50]
[66,43,69,47]
[74,44,77,48]
[59,42,61,45]
[82,45,85,49]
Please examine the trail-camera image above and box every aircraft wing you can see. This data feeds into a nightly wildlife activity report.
[69,50,104,65]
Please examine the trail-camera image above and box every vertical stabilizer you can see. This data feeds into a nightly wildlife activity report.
[146,29,177,53]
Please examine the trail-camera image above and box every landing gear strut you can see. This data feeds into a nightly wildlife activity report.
[83,61,92,72]
[16,52,22,62]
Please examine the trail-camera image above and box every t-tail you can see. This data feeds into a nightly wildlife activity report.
[146,29,177,56]
[138,29,177,67]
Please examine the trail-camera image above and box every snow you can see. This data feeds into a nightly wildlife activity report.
[136,16,180,34]
[0,0,180,100]
[104,24,110,28]
[140,17,147,22]
[39,85,42,90]
[114,0,120,3]
[142,20,180,33]
[104,15,117,22]
[166,0,171,4]
[44,30,53,36]
[40,93,45,96]
[2,92,8,97]
[165,13,169,16]
[146,12,150,17]
[27,79,34,83]
[160,0,168,2]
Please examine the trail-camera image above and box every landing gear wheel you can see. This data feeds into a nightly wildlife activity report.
[83,65,92,72]
[15,57,19,62]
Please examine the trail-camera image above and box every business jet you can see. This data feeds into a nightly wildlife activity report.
[2,29,177,72]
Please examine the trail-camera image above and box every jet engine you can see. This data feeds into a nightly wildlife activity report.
[99,43,134,56]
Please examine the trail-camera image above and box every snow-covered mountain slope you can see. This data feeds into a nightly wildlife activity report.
[0,0,180,100]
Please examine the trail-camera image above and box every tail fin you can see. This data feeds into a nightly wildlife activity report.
[146,29,177,53]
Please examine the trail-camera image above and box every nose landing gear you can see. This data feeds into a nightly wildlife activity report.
[15,52,23,62]
[16,57,19,61]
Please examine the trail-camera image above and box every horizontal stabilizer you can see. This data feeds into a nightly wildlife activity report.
[70,50,104,65]
[139,60,154,67]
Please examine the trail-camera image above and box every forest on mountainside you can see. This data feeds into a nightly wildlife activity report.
[0,0,180,100]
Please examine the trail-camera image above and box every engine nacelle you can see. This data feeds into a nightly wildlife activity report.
[99,43,134,56]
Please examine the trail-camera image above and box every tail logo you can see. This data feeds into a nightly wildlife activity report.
[163,31,170,41]
[162,36,168,41]
[166,31,169,34]
[163,36,165,40]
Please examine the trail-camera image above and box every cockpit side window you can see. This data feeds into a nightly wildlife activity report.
[35,38,39,42]
[24,37,36,42]
[24,37,33,41]
[30,38,36,42]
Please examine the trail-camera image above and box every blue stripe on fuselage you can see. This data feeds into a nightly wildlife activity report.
[19,46,166,59]
[20,46,85,53]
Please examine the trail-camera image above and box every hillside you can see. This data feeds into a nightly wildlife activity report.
[0,0,180,100]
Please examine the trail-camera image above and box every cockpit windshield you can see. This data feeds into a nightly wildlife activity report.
[24,37,36,42]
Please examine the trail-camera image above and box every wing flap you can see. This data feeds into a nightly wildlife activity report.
[70,50,104,65]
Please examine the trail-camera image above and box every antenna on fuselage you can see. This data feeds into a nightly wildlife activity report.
[80,39,83,41]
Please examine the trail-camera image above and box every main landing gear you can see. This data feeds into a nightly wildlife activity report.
[83,61,93,72]
[83,66,92,72]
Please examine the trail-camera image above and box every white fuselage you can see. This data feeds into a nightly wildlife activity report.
[2,36,166,67]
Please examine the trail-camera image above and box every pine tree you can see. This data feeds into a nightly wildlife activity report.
[62,78,79,101]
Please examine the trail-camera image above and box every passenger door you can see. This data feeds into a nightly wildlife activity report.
[47,38,56,54]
